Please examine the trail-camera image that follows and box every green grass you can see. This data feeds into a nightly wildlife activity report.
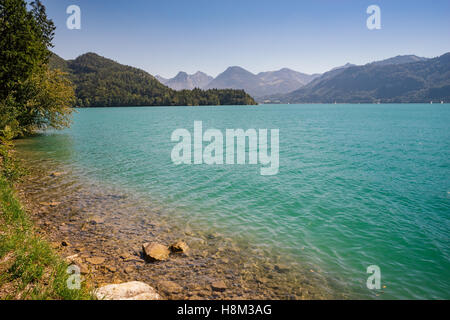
[0,174,94,300]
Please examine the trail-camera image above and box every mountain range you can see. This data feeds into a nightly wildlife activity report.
[50,52,450,106]
[156,71,213,90]
[156,54,447,103]
[157,67,319,97]
[264,54,450,103]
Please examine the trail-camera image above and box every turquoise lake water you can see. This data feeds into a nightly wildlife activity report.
[17,104,450,299]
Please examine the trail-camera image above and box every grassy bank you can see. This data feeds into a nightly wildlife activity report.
[0,154,93,300]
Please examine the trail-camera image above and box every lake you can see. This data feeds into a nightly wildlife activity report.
[16,104,450,299]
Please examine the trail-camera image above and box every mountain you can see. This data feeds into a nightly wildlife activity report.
[49,53,256,107]
[258,63,355,102]
[205,66,317,98]
[256,68,320,94]
[330,63,356,71]
[304,63,356,87]
[369,55,428,67]
[161,71,213,90]
[49,52,70,72]
[206,66,263,95]
[264,57,427,102]
[272,53,450,103]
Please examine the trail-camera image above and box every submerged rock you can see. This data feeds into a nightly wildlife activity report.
[40,201,61,207]
[64,254,79,263]
[50,172,64,177]
[106,265,117,273]
[211,280,227,292]
[124,266,135,274]
[119,252,132,260]
[95,281,161,300]
[169,241,189,254]
[65,254,89,274]
[88,217,105,225]
[61,240,70,247]
[159,280,183,294]
[78,263,89,275]
[142,242,170,262]
[86,257,106,265]
[274,264,289,274]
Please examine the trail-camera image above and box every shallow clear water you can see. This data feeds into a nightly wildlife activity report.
[16,104,450,299]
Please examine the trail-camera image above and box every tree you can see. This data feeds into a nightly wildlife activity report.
[0,0,52,99]
[0,0,74,139]
[16,68,75,134]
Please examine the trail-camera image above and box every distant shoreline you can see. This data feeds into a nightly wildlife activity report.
[73,102,450,109]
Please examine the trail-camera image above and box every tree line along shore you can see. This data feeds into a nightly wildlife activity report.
[0,0,92,300]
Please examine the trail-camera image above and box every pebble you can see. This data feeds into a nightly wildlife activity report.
[159,280,183,294]
[211,280,227,292]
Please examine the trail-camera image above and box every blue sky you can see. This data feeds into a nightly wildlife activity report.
[42,0,450,77]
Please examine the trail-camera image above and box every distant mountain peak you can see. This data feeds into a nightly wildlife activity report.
[162,70,213,90]
[223,66,251,73]
[206,66,318,97]
[176,71,188,75]
[173,71,189,79]
[193,71,207,76]
[368,55,428,66]
[76,52,101,58]
[330,63,355,72]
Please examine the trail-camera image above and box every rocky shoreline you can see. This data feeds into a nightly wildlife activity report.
[18,182,258,299]
[18,186,222,299]
[18,182,206,299]
[14,155,332,300]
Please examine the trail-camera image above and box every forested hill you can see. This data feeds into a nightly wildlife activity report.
[275,52,450,104]
[49,53,257,107]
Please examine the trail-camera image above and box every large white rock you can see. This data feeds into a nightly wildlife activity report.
[95,281,162,300]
